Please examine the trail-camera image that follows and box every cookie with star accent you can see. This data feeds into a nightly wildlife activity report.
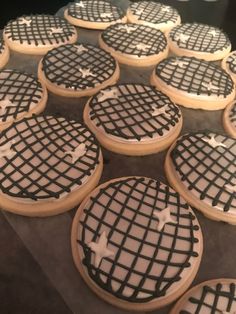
[84,84,183,155]
[167,23,231,61]
[0,115,103,217]
[99,23,168,67]
[127,1,181,33]
[64,0,127,30]
[170,278,236,314]
[3,15,78,55]
[150,56,235,110]
[223,101,236,139]
[38,44,119,97]
[222,51,236,85]
[0,39,9,69]
[72,176,203,311]
[165,131,236,224]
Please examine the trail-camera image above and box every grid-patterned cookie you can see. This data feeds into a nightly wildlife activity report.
[127,1,181,32]
[3,15,77,54]
[65,0,127,29]
[72,177,202,311]
[38,44,119,97]
[0,115,102,216]
[151,56,235,110]
[165,131,236,223]
[223,101,236,138]
[222,51,236,85]
[168,23,231,61]
[170,279,236,314]
[0,39,9,68]
[84,84,182,155]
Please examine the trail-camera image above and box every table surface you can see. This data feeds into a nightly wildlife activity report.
[1,1,236,313]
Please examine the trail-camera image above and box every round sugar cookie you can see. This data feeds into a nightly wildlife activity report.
[170,278,236,314]
[84,84,183,155]
[38,44,119,97]
[223,101,236,139]
[0,69,47,131]
[167,23,231,61]
[72,176,203,311]
[0,40,9,69]
[127,1,181,32]
[3,15,78,55]
[64,0,127,30]
[99,23,168,67]
[0,115,103,217]
[165,131,236,224]
[222,51,236,85]
[151,56,235,110]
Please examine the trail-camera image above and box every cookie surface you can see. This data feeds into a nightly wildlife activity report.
[3,15,78,55]
[151,56,235,110]
[99,23,168,66]
[84,84,182,155]
[127,1,181,32]
[0,69,47,130]
[0,39,9,69]
[170,278,236,313]
[38,44,119,97]
[223,101,236,139]
[72,176,203,311]
[222,51,236,84]
[64,0,127,29]
[0,115,103,216]
[167,23,231,61]
[165,132,236,224]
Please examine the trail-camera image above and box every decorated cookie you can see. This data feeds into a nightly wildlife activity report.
[170,278,236,314]
[127,1,181,32]
[72,176,203,311]
[222,51,236,85]
[99,23,168,67]
[38,44,119,97]
[0,115,103,216]
[165,131,236,224]
[0,39,9,69]
[64,0,127,30]
[223,101,236,139]
[0,69,47,130]
[151,56,235,110]
[167,23,231,61]
[84,84,183,155]
[3,15,78,55]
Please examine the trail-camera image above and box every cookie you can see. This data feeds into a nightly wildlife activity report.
[72,176,203,311]
[38,44,119,97]
[3,15,78,55]
[150,56,235,110]
[127,1,181,32]
[0,115,103,217]
[222,51,236,84]
[223,101,236,139]
[99,23,168,67]
[84,84,182,155]
[167,23,231,61]
[64,0,127,30]
[170,278,236,314]
[165,131,236,224]
[0,39,9,69]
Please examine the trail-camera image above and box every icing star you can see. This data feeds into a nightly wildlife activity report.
[209,29,218,37]
[202,81,220,92]
[75,1,86,8]
[171,59,189,68]
[18,17,32,27]
[117,24,138,34]
[202,135,227,148]
[134,43,151,51]
[64,143,87,163]
[134,8,144,15]
[0,140,16,159]
[49,27,64,35]
[79,68,96,78]
[151,104,171,117]
[101,12,113,18]
[175,33,190,43]
[88,231,114,268]
[0,98,15,115]
[153,207,177,231]
[225,184,236,193]
[97,88,119,102]
[161,6,171,13]
[76,44,88,54]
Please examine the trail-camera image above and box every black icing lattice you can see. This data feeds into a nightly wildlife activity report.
[68,0,125,22]
[227,52,236,74]
[129,1,179,24]
[0,115,100,201]
[89,84,181,141]
[101,23,167,57]
[0,39,5,54]
[169,23,230,53]
[79,177,200,302]
[171,132,236,212]
[180,282,236,314]
[4,15,76,46]
[0,70,43,123]
[155,56,234,97]
[229,102,236,128]
[42,44,116,90]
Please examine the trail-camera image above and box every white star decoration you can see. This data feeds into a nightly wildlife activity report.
[0,140,16,159]
[76,44,88,54]
[209,29,218,37]
[153,207,177,232]
[75,1,86,8]
[0,98,15,115]
[171,59,189,68]
[161,6,171,13]
[88,231,114,268]
[97,88,119,102]
[134,8,144,15]
[225,184,236,193]
[101,12,113,18]
[117,24,138,34]
[175,33,190,43]
[49,27,64,35]
[151,105,171,117]
[134,43,151,51]
[202,135,227,148]
[79,68,96,78]
[18,17,32,27]
[64,143,87,163]
[202,81,220,91]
